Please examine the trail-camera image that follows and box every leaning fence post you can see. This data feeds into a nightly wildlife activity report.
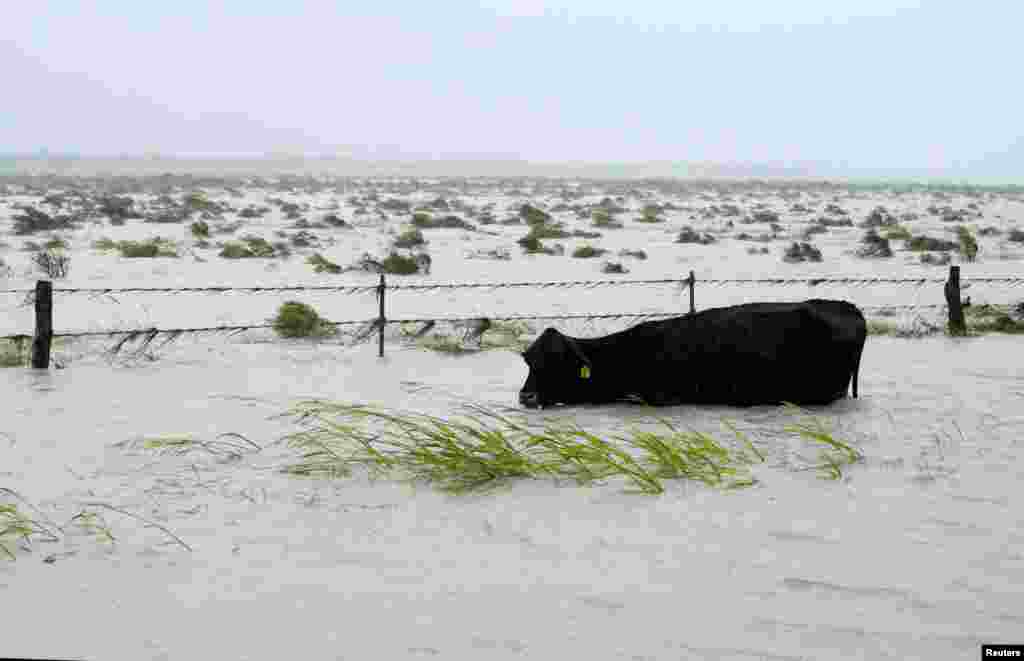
[688,270,696,314]
[31,279,53,368]
[944,265,966,336]
[377,273,386,357]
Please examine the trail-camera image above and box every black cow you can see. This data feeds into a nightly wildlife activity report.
[519,299,866,408]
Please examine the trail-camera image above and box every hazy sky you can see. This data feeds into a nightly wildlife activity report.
[2,1,1021,175]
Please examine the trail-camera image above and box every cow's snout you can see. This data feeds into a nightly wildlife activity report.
[519,391,540,408]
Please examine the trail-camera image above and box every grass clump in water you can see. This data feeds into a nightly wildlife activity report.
[117,237,179,258]
[92,237,118,251]
[572,244,607,259]
[306,252,343,274]
[956,225,979,262]
[781,403,863,479]
[219,235,283,259]
[0,489,61,560]
[883,225,912,240]
[190,220,211,238]
[964,304,1024,334]
[393,228,427,249]
[271,301,339,338]
[279,402,764,494]
[115,432,261,461]
[0,338,27,368]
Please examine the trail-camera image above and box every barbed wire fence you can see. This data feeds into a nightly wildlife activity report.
[2,269,1023,366]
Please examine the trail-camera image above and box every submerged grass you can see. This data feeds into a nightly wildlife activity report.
[1,487,191,560]
[0,338,27,367]
[115,432,261,461]
[781,403,863,479]
[279,401,860,493]
[0,489,61,560]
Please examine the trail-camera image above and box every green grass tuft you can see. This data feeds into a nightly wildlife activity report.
[271,301,339,338]
[279,402,765,494]
[781,402,863,479]
[306,252,343,274]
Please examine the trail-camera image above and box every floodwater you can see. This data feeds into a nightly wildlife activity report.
[1,180,1023,659]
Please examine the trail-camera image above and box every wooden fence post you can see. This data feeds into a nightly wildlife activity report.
[378,273,386,357]
[688,270,696,314]
[31,279,53,368]
[944,265,966,336]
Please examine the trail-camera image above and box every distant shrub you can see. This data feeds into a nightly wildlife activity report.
[782,242,822,263]
[0,338,26,368]
[571,230,603,239]
[13,206,77,235]
[322,213,349,228]
[519,204,551,225]
[859,206,897,228]
[572,245,607,259]
[635,206,665,223]
[272,301,338,338]
[602,262,628,274]
[956,225,978,262]
[306,253,343,274]
[920,252,951,266]
[212,221,243,235]
[393,228,427,249]
[906,235,957,251]
[117,238,178,258]
[619,249,648,260]
[190,221,210,238]
[290,230,320,248]
[591,210,623,229]
[817,216,853,228]
[411,213,475,230]
[380,252,422,275]
[378,198,411,213]
[238,206,268,219]
[33,250,71,279]
[218,235,284,259]
[99,196,141,222]
[978,226,1001,237]
[44,236,68,250]
[219,242,252,259]
[1009,229,1024,243]
[182,192,218,214]
[516,235,561,255]
[676,227,716,245]
[527,224,570,240]
[883,225,912,240]
[856,229,892,258]
[517,235,544,253]
[747,246,770,255]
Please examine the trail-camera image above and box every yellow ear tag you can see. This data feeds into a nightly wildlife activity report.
[580,366,591,379]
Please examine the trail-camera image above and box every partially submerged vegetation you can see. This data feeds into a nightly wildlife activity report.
[0,338,27,367]
[306,252,343,274]
[271,301,339,338]
[1,487,190,561]
[280,401,863,494]
[113,237,179,258]
[219,235,289,259]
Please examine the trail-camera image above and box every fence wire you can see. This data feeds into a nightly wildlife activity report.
[1,273,1019,353]
[1,275,1023,298]
[0,303,958,345]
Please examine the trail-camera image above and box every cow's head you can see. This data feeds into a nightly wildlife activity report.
[519,328,593,408]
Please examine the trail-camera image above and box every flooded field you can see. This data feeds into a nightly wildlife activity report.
[2,176,1023,659]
